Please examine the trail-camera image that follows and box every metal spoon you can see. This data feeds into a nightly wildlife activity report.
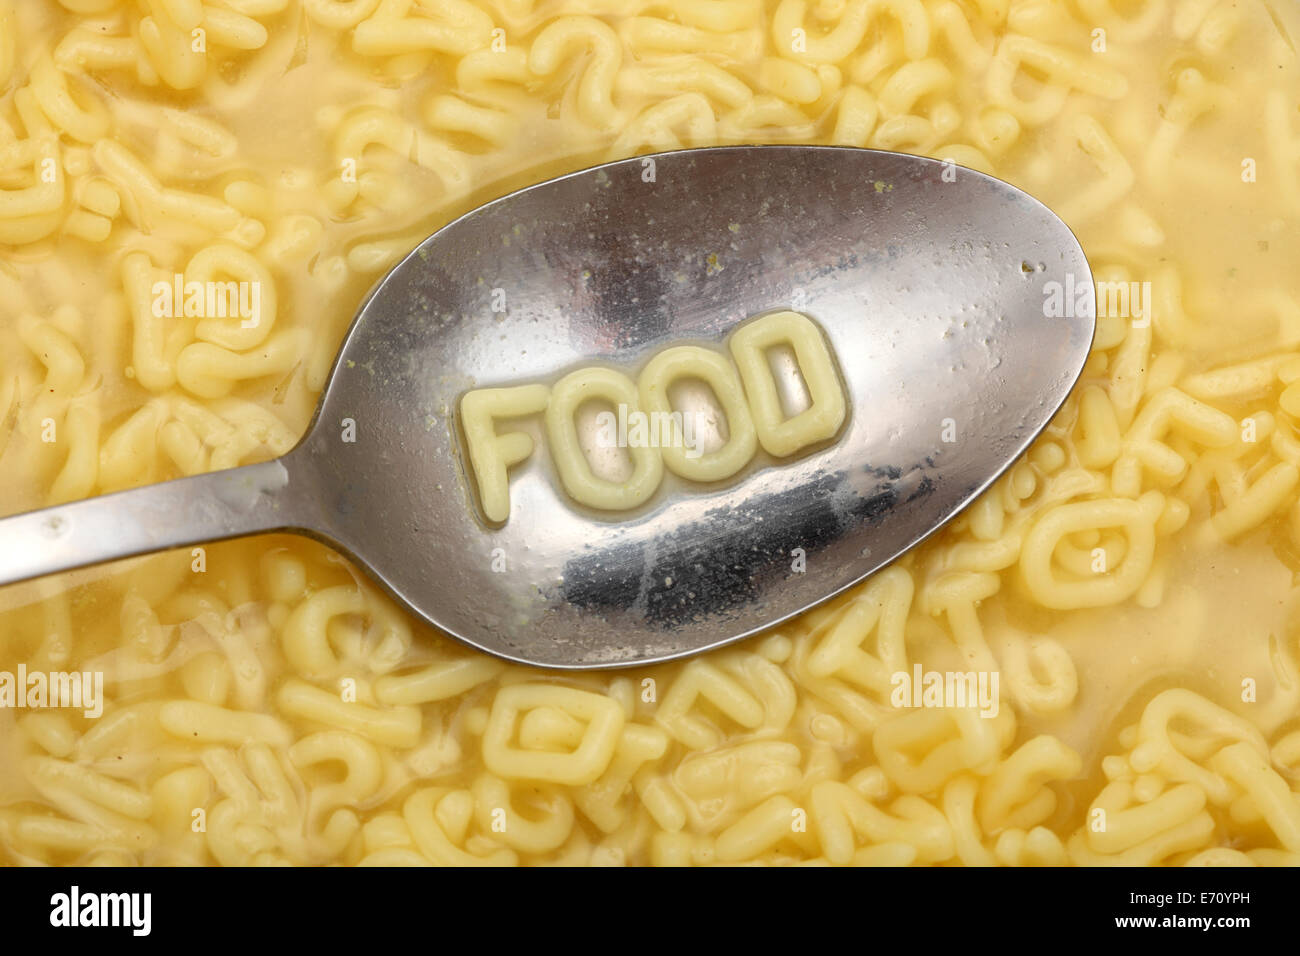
[0,146,1093,668]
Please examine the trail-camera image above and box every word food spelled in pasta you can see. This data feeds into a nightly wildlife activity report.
[460,310,848,522]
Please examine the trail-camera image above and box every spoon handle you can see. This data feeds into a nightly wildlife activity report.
[0,459,306,589]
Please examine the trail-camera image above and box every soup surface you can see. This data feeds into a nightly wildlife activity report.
[1,0,1299,866]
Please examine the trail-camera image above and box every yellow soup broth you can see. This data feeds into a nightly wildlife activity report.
[1,0,1299,866]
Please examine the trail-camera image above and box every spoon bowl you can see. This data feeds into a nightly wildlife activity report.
[0,146,1094,668]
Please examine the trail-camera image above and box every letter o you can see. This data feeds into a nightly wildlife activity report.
[546,367,663,510]
[637,346,758,481]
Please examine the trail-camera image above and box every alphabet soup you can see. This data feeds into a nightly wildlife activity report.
[460,310,849,522]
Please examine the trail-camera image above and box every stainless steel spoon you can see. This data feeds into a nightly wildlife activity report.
[0,146,1094,668]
